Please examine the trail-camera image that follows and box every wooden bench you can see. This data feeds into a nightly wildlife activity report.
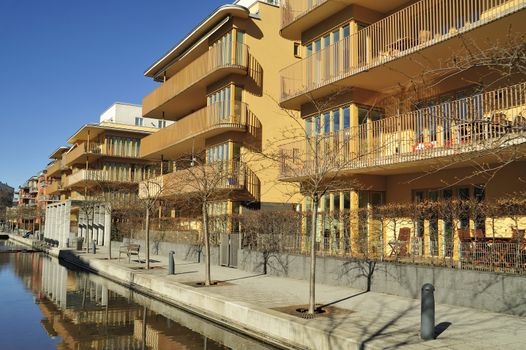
[119,244,141,263]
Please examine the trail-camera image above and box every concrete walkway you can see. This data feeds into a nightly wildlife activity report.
[65,243,526,350]
[5,234,525,349]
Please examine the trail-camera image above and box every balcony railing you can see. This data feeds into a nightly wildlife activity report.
[64,142,103,166]
[46,159,66,177]
[280,0,526,103]
[140,161,261,201]
[279,82,526,179]
[143,43,249,117]
[281,0,328,29]
[45,181,62,195]
[65,169,143,188]
[140,101,261,158]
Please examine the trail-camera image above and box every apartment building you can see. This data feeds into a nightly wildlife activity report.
[44,102,166,247]
[0,182,14,226]
[14,176,39,231]
[278,0,526,257]
[138,1,303,234]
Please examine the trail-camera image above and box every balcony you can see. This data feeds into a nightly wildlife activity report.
[45,181,63,196]
[143,43,249,119]
[280,0,526,108]
[140,161,260,201]
[279,83,526,180]
[46,159,65,178]
[140,101,261,159]
[64,142,103,166]
[65,169,143,189]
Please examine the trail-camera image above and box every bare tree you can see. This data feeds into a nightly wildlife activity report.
[165,153,247,286]
[263,89,386,314]
[138,173,169,270]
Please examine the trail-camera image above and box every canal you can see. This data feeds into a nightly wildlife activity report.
[0,240,277,350]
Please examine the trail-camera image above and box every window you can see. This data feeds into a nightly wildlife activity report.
[207,85,242,123]
[135,117,143,126]
[158,120,166,128]
[323,112,330,134]
[343,106,350,129]
[293,42,301,58]
[333,108,340,132]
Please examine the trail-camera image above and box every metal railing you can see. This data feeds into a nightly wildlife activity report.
[140,161,261,201]
[143,43,249,116]
[279,82,526,179]
[64,142,103,165]
[140,101,261,158]
[44,181,62,195]
[242,234,526,274]
[65,169,144,187]
[280,0,526,102]
[46,161,62,177]
[280,0,328,29]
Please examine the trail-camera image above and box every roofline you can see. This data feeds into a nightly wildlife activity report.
[48,146,70,159]
[144,4,250,78]
[67,123,156,145]
[99,101,142,119]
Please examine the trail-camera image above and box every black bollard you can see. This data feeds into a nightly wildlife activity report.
[168,251,175,275]
[421,283,435,340]
[92,240,97,255]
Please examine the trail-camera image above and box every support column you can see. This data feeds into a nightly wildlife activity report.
[350,190,360,255]
[423,219,430,257]
[350,104,359,159]
[453,218,460,261]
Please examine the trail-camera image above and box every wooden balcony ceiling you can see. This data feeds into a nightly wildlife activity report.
[281,0,411,40]
[281,10,526,110]
[67,123,155,144]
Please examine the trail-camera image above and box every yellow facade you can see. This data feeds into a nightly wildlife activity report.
[45,123,159,202]
[278,0,526,258]
[139,2,304,223]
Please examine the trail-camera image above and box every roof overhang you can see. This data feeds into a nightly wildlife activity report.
[49,146,70,160]
[144,4,250,79]
[67,123,156,144]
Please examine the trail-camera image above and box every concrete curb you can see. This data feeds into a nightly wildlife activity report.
[4,235,395,350]
[61,252,367,350]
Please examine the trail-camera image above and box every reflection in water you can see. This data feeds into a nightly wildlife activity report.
[0,250,275,350]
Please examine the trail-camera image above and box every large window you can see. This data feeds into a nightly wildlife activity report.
[207,85,243,124]
[206,142,240,164]
[106,136,141,158]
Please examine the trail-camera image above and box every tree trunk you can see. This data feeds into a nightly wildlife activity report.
[308,195,319,314]
[202,201,211,286]
[145,206,150,270]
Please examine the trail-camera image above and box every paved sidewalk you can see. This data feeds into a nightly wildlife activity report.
[80,245,526,350]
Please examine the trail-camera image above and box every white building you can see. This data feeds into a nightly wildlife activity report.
[99,102,173,129]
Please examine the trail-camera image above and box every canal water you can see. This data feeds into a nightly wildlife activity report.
[0,240,277,350]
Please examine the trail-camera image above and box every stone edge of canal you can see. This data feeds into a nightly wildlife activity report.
[6,234,358,350]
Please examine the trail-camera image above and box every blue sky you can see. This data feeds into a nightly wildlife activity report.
[0,0,226,189]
